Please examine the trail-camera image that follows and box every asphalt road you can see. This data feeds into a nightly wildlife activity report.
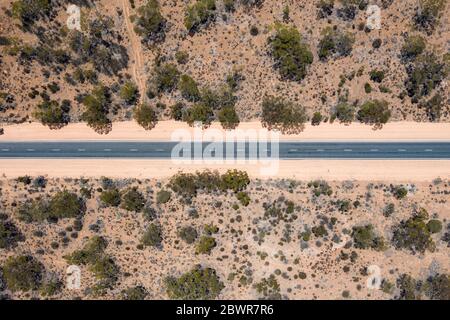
[0,142,449,159]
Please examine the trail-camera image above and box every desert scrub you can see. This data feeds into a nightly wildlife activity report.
[308,180,333,197]
[179,75,201,102]
[65,236,119,295]
[121,187,145,212]
[121,285,148,300]
[318,27,354,61]
[369,69,385,83]
[178,226,198,244]
[401,35,426,62]
[357,100,391,129]
[237,191,251,206]
[133,0,166,45]
[134,103,157,130]
[17,191,85,222]
[119,81,139,105]
[183,103,214,128]
[165,265,224,299]
[147,63,180,95]
[352,224,386,251]
[218,106,240,130]
[196,236,217,254]
[64,236,108,265]
[391,185,408,199]
[317,0,334,18]
[261,95,307,134]
[413,0,447,34]
[268,24,313,82]
[392,212,436,254]
[100,188,121,207]
[81,85,112,134]
[141,223,163,248]
[156,189,171,204]
[404,52,447,103]
[2,255,44,292]
[33,99,69,129]
[254,274,282,300]
[0,219,24,249]
[334,102,355,125]
[184,0,217,32]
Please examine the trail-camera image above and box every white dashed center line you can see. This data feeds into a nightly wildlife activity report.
[51,149,61,152]
[398,149,407,152]
[344,149,352,152]
[425,149,433,152]
[26,149,35,152]
[1,149,9,152]
[103,149,112,152]
[370,149,379,152]
[129,149,139,152]
[78,149,86,152]
[316,149,324,152]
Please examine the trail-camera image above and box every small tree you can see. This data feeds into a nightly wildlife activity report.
[133,0,166,45]
[33,100,69,129]
[334,102,355,125]
[2,255,44,292]
[184,104,214,128]
[121,188,145,212]
[178,226,198,244]
[184,0,217,32]
[81,85,112,134]
[401,35,426,62]
[318,27,354,61]
[218,106,240,130]
[100,188,121,207]
[141,223,163,247]
[261,95,307,134]
[119,81,139,105]
[179,75,201,102]
[134,104,157,130]
[357,100,391,129]
[268,24,313,82]
[165,265,224,300]
[413,0,447,34]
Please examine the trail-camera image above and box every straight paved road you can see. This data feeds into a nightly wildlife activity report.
[0,142,449,159]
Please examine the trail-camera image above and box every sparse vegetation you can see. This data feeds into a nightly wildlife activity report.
[261,95,307,134]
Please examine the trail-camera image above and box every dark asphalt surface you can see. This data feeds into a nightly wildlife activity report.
[0,142,449,159]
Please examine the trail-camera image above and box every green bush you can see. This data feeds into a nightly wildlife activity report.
[317,0,335,19]
[184,104,214,127]
[39,278,62,297]
[90,256,119,283]
[427,219,443,233]
[121,285,148,300]
[134,103,157,130]
[422,93,443,122]
[170,102,185,121]
[423,274,450,300]
[12,0,51,28]
[357,100,391,129]
[311,112,323,126]
[165,265,224,299]
[156,189,172,204]
[218,106,240,130]
[318,27,354,61]
[81,85,112,134]
[312,225,328,238]
[392,185,408,199]
[149,63,180,94]
[352,224,386,251]
[254,274,282,300]
[196,236,216,254]
[392,214,435,254]
[221,169,250,192]
[17,199,49,223]
[0,220,24,249]
[261,95,307,134]
[401,35,426,61]
[369,69,385,83]
[175,51,189,64]
[268,24,313,82]
[179,75,201,102]
[2,255,44,292]
[178,226,198,244]
[133,0,166,44]
[334,103,354,124]
[142,223,163,247]
[383,203,395,217]
[184,0,217,32]
[64,236,108,265]
[120,81,139,105]
[308,180,333,197]
[49,190,84,219]
[121,188,145,212]
[413,0,447,33]
[33,100,69,129]
[100,188,121,207]
[405,52,447,103]
[237,191,251,206]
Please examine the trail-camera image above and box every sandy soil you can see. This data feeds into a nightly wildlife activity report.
[0,159,448,181]
[2,121,450,141]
